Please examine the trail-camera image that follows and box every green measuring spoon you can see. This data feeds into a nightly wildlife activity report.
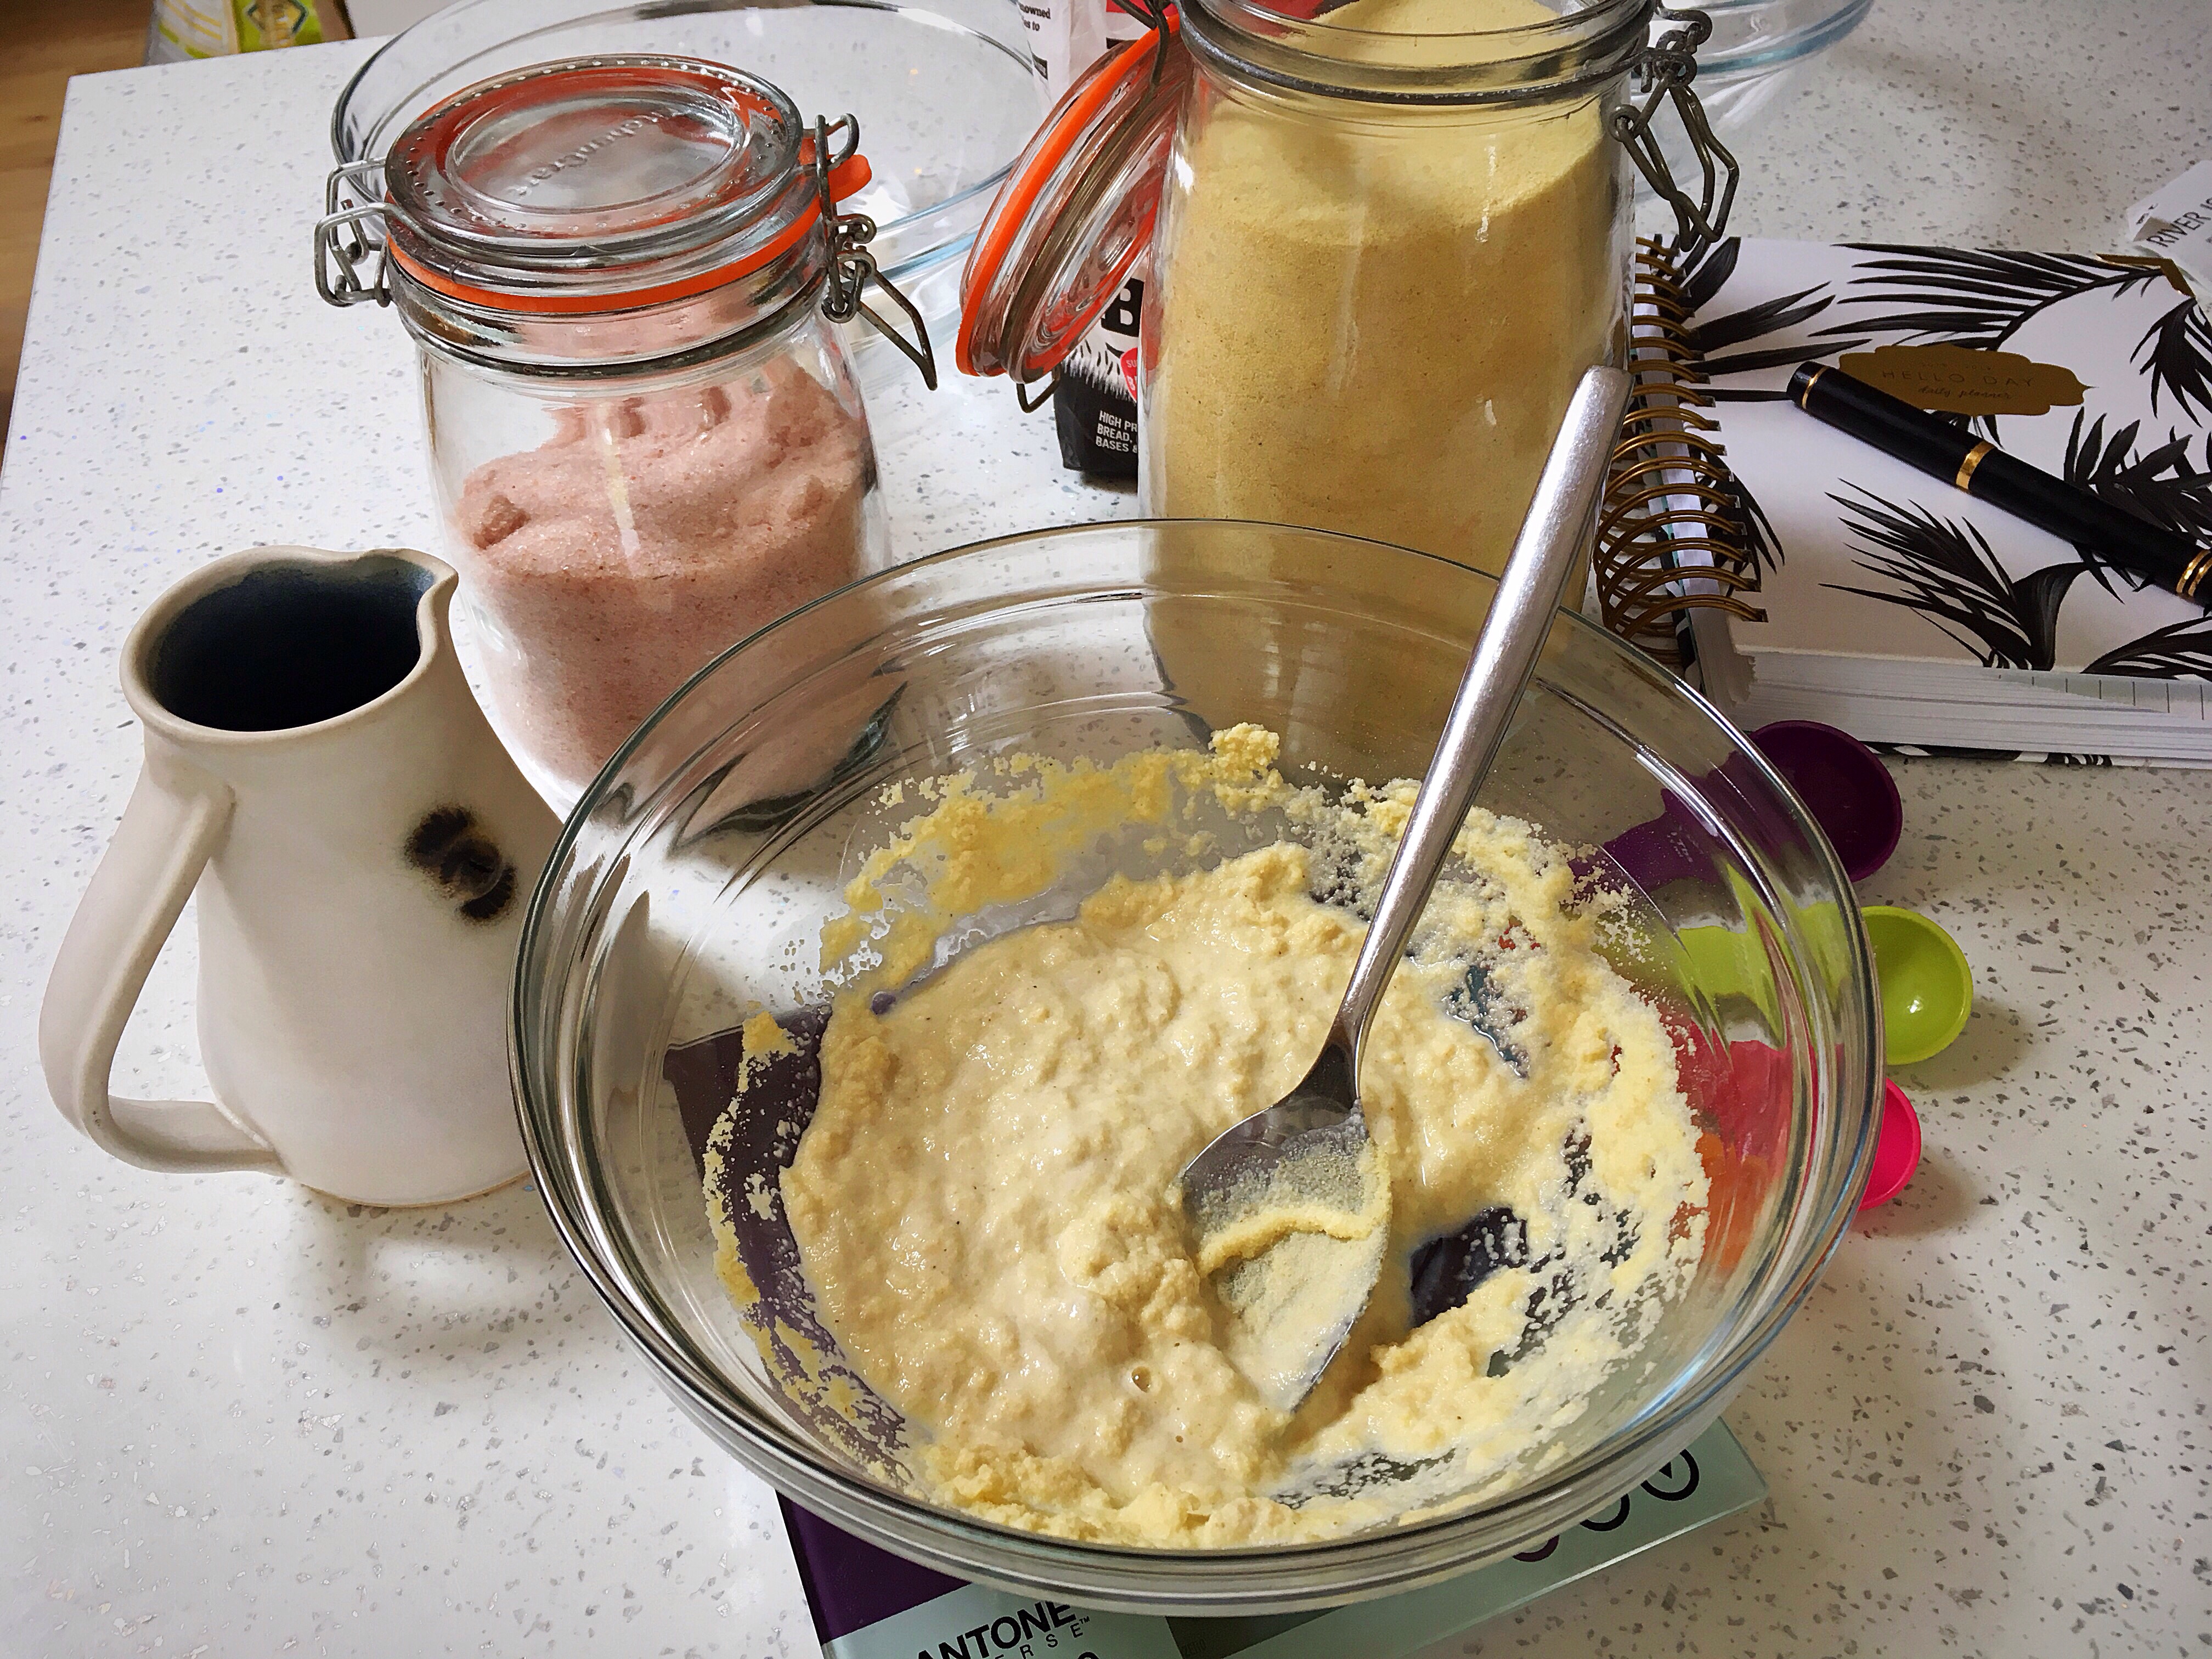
[1861,905,1973,1065]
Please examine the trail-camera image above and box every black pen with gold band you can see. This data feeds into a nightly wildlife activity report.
[1787,361,2212,605]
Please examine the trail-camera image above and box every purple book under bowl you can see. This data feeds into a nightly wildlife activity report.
[1749,721,1903,882]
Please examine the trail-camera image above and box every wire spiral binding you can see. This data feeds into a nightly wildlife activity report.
[1595,237,1765,665]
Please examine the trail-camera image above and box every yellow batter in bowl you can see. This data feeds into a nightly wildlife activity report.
[707,728,1707,1545]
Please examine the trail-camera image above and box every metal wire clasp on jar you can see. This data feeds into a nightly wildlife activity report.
[956,0,1737,583]
[312,55,935,809]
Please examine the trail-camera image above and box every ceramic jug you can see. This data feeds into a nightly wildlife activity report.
[40,546,560,1206]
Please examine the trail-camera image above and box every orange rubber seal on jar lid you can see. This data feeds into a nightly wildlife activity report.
[956,14,1184,382]
[390,152,873,317]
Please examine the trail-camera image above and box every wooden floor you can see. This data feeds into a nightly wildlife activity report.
[1,0,151,455]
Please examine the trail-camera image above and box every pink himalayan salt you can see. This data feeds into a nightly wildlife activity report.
[454,362,872,792]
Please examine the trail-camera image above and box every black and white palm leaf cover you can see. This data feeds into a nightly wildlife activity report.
[1681,238,2212,680]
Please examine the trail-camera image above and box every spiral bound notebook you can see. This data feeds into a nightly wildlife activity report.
[1593,236,1774,665]
[1604,235,2212,765]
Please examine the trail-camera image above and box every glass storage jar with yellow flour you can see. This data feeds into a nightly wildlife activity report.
[956,0,1736,576]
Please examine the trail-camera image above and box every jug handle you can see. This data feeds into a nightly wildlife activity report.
[40,753,282,1173]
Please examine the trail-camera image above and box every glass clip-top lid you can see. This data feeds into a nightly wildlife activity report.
[383,57,803,267]
[313,54,938,385]
[318,55,865,312]
[956,11,1189,387]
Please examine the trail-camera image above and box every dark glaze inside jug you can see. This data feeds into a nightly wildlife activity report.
[149,556,433,733]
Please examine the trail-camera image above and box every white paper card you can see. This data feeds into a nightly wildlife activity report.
[2127,159,2212,301]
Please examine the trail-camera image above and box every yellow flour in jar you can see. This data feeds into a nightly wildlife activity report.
[1144,0,1623,575]
[715,729,1707,1545]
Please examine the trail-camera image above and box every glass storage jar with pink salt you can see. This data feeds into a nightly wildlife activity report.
[314,55,936,806]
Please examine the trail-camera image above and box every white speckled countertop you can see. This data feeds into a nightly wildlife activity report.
[3,6,2208,1655]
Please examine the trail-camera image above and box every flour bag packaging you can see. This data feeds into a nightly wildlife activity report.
[1056,259,1146,480]
[1023,0,1151,478]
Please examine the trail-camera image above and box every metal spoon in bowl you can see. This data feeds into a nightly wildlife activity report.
[1178,365,1634,1413]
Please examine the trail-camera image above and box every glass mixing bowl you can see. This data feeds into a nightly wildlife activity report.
[1646,0,1876,187]
[512,521,1880,1613]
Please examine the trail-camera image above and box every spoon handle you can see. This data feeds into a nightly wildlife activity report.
[1327,364,1633,1060]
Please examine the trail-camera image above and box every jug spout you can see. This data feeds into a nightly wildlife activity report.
[138,546,447,740]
